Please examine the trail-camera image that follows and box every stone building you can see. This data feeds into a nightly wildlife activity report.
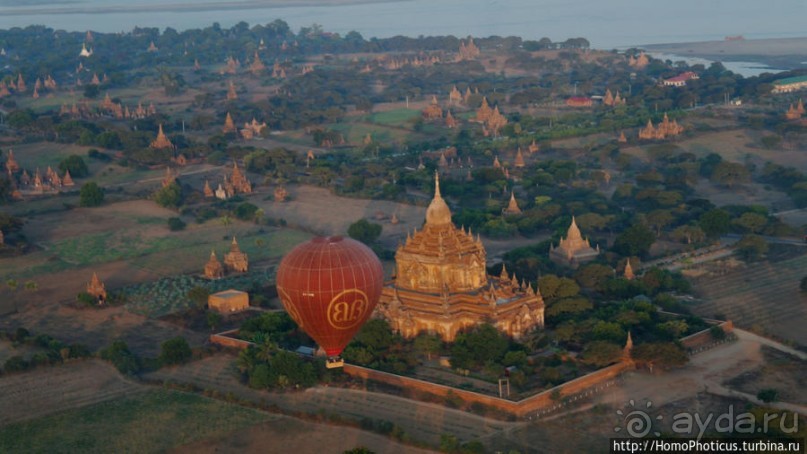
[422,95,443,120]
[224,237,249,272]
[638,114,683,140]
[204,250,225,279]
[208,289,249,313]
[374,174,545,342]
[549,217,600,267]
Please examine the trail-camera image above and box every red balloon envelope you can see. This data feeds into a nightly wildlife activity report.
[276,236,384,360]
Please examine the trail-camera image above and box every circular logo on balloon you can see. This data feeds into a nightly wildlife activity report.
[278,288,304,328]
[327,289,370,330]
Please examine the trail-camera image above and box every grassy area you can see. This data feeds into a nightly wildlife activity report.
[366,108,420,126]
[0,389,269,453]
[8,143,93,171]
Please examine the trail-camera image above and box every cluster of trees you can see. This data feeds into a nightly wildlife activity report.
[0,328,91,375]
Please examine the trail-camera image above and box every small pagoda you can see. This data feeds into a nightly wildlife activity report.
[151,125,175,150]
[422,95,443,120]
[226,81,238,101]
[224,237,249,273]
[503,191,522,215]
[203,180,214,198]
[62,170,75,186]
[549,217,600,268]
[222,112,237,133]
[204,251,225,279]
[87,273,107,303]
[274,186,288,202]
[514,148,526,168]
[624,259,636,280]
[5,149,19,173]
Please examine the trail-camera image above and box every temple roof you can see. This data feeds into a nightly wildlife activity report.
[425,172,452,227]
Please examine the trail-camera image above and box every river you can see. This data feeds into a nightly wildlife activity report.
[1,0,805,50]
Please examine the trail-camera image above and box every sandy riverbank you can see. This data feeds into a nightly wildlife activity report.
[644,37,807,70]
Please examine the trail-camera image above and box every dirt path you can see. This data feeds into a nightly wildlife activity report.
[590,330,806,413]
[147,354,522,446]
[0,359,145,426]
[171,417,436,454]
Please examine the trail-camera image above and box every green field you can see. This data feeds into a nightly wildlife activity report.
[0,389,269,453]
[366,108,420,126]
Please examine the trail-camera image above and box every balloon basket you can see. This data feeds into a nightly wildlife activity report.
[326,357,344,369]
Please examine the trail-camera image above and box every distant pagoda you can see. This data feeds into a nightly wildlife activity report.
[549,216,600,267]
[224,237,249,273]
[151,125,175,150]
[87,272,107,303]
[204,250,225,279]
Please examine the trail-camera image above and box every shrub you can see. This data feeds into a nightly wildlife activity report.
[757,388,778,403]
[159,337,192,366]
[167,217,186,231]
[709,326,726,340]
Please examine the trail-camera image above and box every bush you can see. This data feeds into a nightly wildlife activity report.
[3,355,29,372]
[153,181,184,209]
[709,326,726,340]
[167,217,186,231]
[159,337,192,366]
[13,327,29,342]
[79,182,104,207]
[100,340,141,374]
[757,388,778,403]
[58,155,89,178]
[347,219,382,244]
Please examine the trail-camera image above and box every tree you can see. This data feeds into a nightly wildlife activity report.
[153,181,183,209]
[235,202,259,221]
[733,212,767,234]
[580,341,622,367]
[613,224,655,258]
[159,337,192,366]
[645,210,674,236]
[699,209,730,238]
[736,235,768,261]
[58,155,89,178]
[347,218,382,244]
[800,276,807,293]
[672,225,705,244]
[100,340,140,374]
[451,324,509,369]
[187,286,210,308]
[632,342,688,370]
[537,275,580,301]
[79,182,104,207]
[413,334,442,360]
[710,162,750,188]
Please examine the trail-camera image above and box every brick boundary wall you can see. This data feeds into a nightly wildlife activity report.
[343,360,634,418]
[210,329,254,349]
[680,320,734,350]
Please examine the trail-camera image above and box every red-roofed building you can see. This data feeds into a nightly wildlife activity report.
[662,71,699,87]
[566,96,593,107]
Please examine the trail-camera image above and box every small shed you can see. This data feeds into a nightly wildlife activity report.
[208,289,249,314]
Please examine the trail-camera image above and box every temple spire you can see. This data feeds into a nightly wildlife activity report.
[434,171,441,198]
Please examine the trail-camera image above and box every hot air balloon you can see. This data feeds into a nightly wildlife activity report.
[276,236,384,368]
